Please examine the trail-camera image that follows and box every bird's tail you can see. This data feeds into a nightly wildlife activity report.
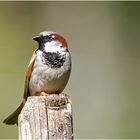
[3,100,25,125]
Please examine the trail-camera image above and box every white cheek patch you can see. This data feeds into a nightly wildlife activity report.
[44,41,62,52]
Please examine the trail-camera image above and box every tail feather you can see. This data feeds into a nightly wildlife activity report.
[3,100,25,125]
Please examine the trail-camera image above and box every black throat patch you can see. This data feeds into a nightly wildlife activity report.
[42,52,66,68]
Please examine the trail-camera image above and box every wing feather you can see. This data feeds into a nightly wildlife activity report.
[23,51,36,100]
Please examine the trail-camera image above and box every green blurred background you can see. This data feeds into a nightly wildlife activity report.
[0,1,140,139]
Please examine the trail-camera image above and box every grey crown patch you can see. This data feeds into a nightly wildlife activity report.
[42,52,66,68]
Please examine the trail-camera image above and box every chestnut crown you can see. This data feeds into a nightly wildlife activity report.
[33,31,68,49]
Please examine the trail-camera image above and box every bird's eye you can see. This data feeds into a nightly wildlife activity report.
[45,35,52,41]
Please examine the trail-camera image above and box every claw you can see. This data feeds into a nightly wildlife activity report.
[35,91,49,96]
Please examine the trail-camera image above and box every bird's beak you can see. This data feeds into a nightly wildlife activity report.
[32,35,41,42]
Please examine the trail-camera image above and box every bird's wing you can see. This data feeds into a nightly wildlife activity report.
[23,51,36,100]
[3,51,36,125]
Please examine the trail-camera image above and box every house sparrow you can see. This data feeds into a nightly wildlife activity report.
[3,31,71,125]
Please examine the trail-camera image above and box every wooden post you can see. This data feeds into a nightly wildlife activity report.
[18,93,73,140]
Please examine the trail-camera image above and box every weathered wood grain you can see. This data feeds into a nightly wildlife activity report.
[18,93,73,140]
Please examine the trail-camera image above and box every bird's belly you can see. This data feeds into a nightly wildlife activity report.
[29,65,70,95]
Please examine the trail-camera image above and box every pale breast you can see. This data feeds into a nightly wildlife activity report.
[29,50,71,95]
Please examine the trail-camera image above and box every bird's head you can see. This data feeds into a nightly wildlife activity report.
[33,31,68,52]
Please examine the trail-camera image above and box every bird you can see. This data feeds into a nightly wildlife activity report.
[3,31,71,125]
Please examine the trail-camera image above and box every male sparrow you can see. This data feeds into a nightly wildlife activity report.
[3,31,71,125]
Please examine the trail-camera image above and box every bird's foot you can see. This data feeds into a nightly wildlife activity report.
[35,91,49,96]
[35,91,66,97]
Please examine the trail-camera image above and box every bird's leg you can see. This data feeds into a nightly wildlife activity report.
[35,91,50,96]
[35,91,66,96]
